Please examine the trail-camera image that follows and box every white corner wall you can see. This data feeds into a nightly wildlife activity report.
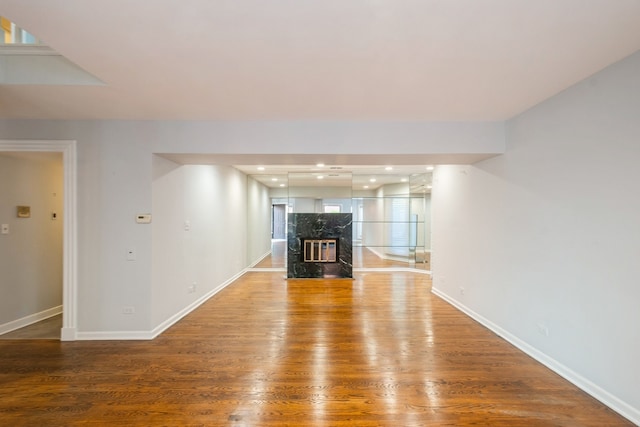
[0,153,63,331]
[0,120,502,338]
[152,158,251,330]
[431,51,640,423]
[246,175,273,266]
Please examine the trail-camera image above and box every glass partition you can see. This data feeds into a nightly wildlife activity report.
[351,173,431,270]
[287,171,353,213]
[270,170,431,271]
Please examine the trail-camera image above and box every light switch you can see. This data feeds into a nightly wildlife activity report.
[1,224,8,234]
[126,248,136,261]
[136,214,151,224]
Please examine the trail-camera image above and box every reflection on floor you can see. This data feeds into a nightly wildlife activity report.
[4,241,427,340]
[254,239,430,270]
[0,314,61,340]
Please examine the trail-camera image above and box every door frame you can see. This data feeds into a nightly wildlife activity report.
[0,140,77,341]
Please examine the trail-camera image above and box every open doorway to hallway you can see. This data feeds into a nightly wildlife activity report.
[0,140,77,341]
[271,203,286,240]
[0,151,64,340]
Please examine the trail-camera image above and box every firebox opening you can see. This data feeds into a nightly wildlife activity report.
[302,239,338,263]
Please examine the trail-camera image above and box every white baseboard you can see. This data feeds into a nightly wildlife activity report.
[0,305,62,335]
[149,269,246,339]
[75,270,247,341]
[364,245,430,265]
[247,267,286,272]
[248,249,272,268]
[60,327,77,341]
[364,246,385,259]
[354,267,431,275]
[76,330,154,340]
[366,245,408,262]
[431,286,640,426]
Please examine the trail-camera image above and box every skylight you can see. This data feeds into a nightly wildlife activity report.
[0,16,104,86]
[1,17,40,45]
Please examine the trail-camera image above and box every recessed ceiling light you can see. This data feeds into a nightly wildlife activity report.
[279,184,285,187]
[316,163,325,167]
[364,185,369,189]
[426,166,434,171]
[369,178,376,182]
[401,178,408,182]
[385,166,393,171]
[271,178,278,181]
[317,175,324,179]
[427,185,433,189]
[257,166,265,171]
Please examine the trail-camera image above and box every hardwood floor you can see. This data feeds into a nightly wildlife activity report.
[0,271,631,426]
[0,314,62,340]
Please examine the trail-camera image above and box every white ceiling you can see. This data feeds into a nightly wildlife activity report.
[2,1,640,187]
[234,164,433,190]
[158,153,473,189]
[1,0,639,121]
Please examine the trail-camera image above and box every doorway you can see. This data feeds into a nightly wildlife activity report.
[0,140,77,341]
[272,204,286,239]
[0,151,63,339]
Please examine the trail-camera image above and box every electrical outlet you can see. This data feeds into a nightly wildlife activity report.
[122,306,135,315]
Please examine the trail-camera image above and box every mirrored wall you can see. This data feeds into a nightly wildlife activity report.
[282,171,431,270]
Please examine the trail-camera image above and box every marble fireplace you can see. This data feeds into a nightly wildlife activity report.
[287,213,353,278]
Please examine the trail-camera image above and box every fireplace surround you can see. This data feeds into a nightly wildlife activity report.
[287,213,352,278]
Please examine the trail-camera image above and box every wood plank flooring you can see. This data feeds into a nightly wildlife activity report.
[0,314,62,340]
[0,271,631,426]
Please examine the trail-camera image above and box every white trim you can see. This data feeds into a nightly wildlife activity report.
[0,45,56,56]
[75,330,153,341]
[363,246,385,260]
[248,249,272,268]
[431,286,640,426]
[363,245,430,266]
[76,269,248,341]
[0,140,78,341]
[354,267,431,275]
[247,267,431,274]
[0,305,62,335]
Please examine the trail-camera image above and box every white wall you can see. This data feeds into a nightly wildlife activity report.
[0,153,63,328]
[290,198,316,213]
[0,120,502,336]
[246,175,272,265]
[151,159,253,329]
[431,51,640,422]
[361,194,384,248]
